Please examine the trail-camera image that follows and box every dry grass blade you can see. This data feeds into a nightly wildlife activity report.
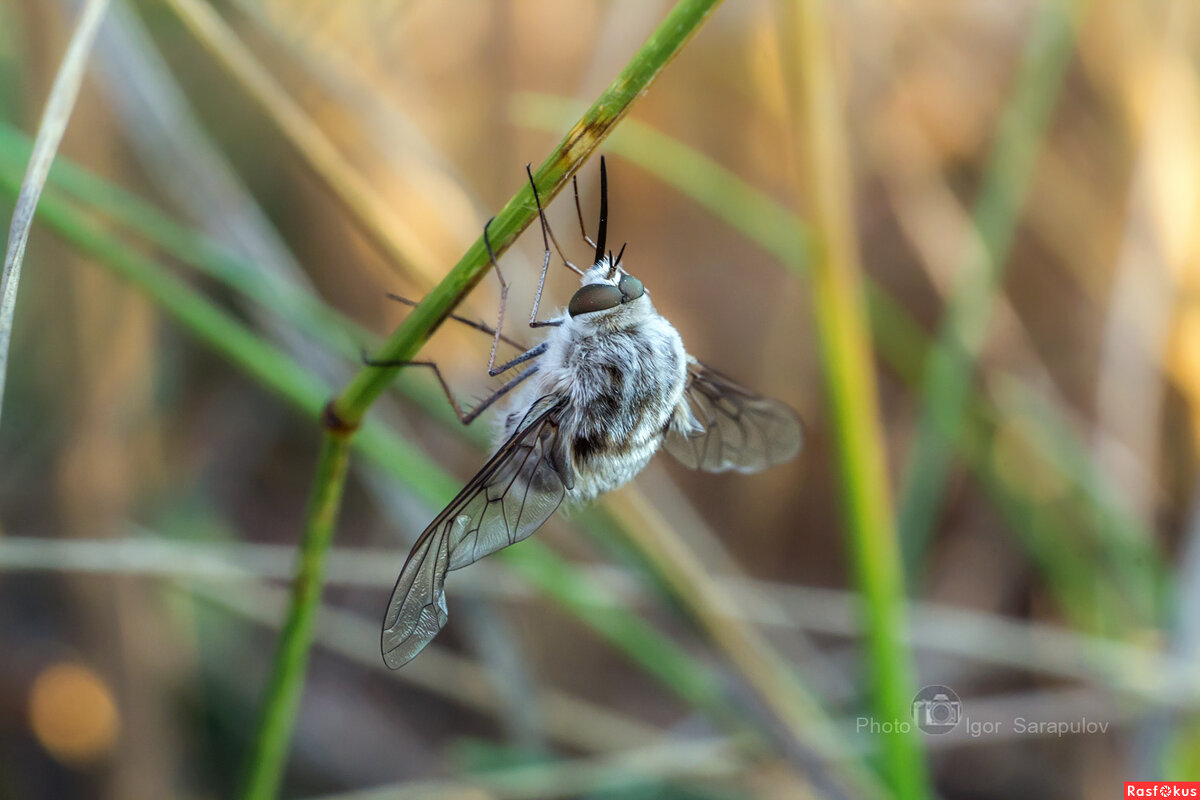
[7,536,1198,708]
[300,740,740,800]
[159,0,442,287]
[183,580,664,755]
[604,494,867,779]
[0,0,108,429]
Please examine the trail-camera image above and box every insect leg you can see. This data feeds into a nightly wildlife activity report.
[360,354,540,425]
[525,166,584,278]
[385,293,527,350]
[524,165,566,329]
[487,341,548,374]
[479,217,516,372]
[364,340,546,378]
[572,173,597,250]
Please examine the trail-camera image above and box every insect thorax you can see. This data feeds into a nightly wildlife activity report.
[501,309,689,501]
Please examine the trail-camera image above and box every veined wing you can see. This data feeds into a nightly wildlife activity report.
[381,394,573,669]
[665,356,803,473]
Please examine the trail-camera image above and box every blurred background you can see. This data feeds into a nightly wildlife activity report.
[1,0,1198,798]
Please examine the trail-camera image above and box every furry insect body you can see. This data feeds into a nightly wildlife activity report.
[379,158,802,669]
[500,259,691,501]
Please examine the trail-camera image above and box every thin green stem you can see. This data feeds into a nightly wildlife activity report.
[511,93,808,269]
[895,0,1086,583]
[241,434,352,800]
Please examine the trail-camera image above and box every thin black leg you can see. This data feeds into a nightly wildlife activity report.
[525,165,566,329]
[479,217,515,373]
[487,341,548,375]
[361,354,540,426]
[385,293,527,350]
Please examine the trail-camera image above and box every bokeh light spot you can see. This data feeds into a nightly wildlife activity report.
[28,662,120,765]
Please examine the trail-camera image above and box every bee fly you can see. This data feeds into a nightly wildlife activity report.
[375,157,803,668]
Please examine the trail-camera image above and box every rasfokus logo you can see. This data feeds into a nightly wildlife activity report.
[1124,783,1200,797]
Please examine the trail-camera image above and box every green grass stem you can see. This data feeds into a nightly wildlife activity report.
[241,434,352,799]
[894,0,1089,583]
[784,2,930,795]
[331,0,724,427]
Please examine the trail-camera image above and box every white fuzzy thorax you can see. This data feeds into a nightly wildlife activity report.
[496,257,695,500]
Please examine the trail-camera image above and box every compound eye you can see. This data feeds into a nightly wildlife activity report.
[618,274,644,302]
[569,284,623,317]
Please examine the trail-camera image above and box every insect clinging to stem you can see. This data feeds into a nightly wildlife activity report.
[374,156,803,669]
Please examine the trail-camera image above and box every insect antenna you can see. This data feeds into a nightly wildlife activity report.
[596,155,609,273]
[613,242,627,271]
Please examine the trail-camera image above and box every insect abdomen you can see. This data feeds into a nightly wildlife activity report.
[564,324,686,498]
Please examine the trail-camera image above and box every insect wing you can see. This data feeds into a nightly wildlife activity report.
[381,395,573,669]
[665,358,803,473]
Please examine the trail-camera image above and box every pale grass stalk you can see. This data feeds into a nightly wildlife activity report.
[184,581,663,755]
[605,493,887,799]
[7,536,1197,707]
[301,739,740,800]
[160,0,443,288]
[0,0,109,428]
